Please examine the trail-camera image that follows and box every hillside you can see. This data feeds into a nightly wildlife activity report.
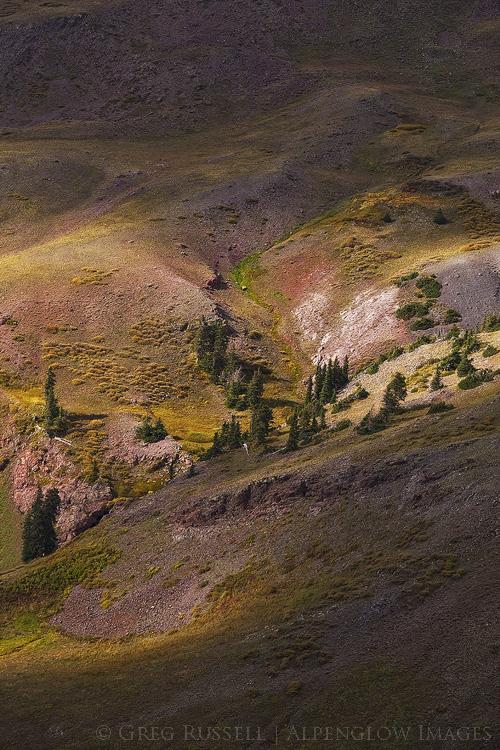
[0,0,500,748]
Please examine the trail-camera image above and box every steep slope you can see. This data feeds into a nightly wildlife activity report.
[0,2,500,746]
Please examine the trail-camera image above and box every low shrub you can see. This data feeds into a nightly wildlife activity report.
[428,401,454,414]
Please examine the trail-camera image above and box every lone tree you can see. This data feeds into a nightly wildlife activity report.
[433,208,448,225]
[246,368,264,409]
[43,366,59,432]
[285,410,299,452]
[22,487,61,563]
[430,366,443,391]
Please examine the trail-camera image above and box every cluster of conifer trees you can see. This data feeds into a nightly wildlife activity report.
[195,318,236,383]
[22,487,61,563]
[305,356,350,405]
[284,356,350,451]
[135,415,168,443]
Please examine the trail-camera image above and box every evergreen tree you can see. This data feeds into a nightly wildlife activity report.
[285,410,299,451]
[380,372,407,422]
[314,363,325,400]
[22,487,60,562]
[43,366,59,432]
[433,208,448,225]
[456,352,474,378]
[211,322,229,381]
[41,488,61,556]
[225,378,245,408]
[225,345,239,379]
[227,415,243,449]
[195,318,229,382]
[136,416,168,443]
[305,376,313,403]
[246,368,264,409]
[430,366,443,391]
[250,404,273,445]
[388,372,407,402]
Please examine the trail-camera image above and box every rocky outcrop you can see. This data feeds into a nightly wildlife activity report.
[10,434,112,543]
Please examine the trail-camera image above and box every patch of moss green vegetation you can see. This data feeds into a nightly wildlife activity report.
[0,542,121,603]
[396,301,432,320]
[415,275,442,299]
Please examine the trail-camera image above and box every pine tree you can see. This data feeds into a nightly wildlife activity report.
[319,373,331,405]
[381,372,407,421]
[286,410,299,451]
[430,366,443,391]
[225,378,244,408]
[43,366,59,432]
[305,376,313,403]
[388,372,407,402]
[250,404,273,445]
[433,208,448,225]
[314,363,325,400]
[456,352,474,378]
[227,415,243,449]
[211,322,229,381]
[41,488,61,556]
[246,368,264,409]
[136,416,167,443]
[22,488,60,562]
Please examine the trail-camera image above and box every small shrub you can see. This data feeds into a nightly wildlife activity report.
[444,309,461,324]
[415,276,442,298]
[428,401,454,414]
[482,345,499,358]
[334,418,351,432]
[410,317,436,331]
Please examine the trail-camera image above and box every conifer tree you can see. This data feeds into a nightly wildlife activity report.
[227,415,243,449]
[305,376,313,403]
[456,351,474,378]
[286,410,299,451]
[246,368,264,409]
[250,404,273,445]
[41,488,61,556]
[43,366,59,432]
[22,487,60,562]
[430,366,443,391]
[225,378,244,408]
[314,363,325,400]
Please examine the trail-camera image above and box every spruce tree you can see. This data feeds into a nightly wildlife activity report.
[430,366,443,391]
[41,488,61,556]
[22,488,60,562]
[43,366,59,432]
[319,373,331,405]
[227,415,243,449]
[314,363,325,400]
[305,376,313,403]
[286,410,299,451]
[246,368,264,409]
[456,352,474,378]
[225,378,244,408]
[433,208,448,225]
[250,404,273,445]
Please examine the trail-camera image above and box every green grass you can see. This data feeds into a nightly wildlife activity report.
[0,480,22,573]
